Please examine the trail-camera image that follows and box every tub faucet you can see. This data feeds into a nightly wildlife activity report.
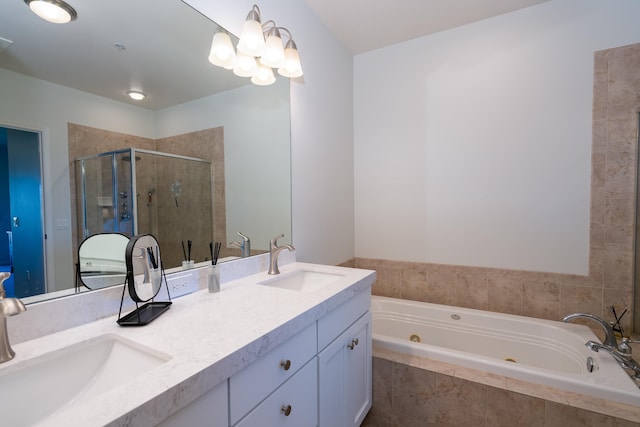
[229,232,251,258]
[0,272,26,364]
[586,341,640,379]
[562,313,618,348]
[268,234,294,275]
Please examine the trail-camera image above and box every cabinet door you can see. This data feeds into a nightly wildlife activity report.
[318,311,372,427]
[346,311,372,426]
[156,380,228,427]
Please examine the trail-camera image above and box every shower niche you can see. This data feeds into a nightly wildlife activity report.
[75,148,213,268]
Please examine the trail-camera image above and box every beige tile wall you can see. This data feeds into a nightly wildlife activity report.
[356,257,602,321]
[155,129,224,263]
[353,42,640,335]
[363,357,640,427]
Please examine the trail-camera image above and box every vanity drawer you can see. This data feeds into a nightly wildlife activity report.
[230,322,316,424]
[235,357,318,427]
[317,288,371,351]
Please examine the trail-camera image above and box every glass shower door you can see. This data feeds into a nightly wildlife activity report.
[77,151,134,239]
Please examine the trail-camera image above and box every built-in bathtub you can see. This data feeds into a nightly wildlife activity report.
[371,295,640,407]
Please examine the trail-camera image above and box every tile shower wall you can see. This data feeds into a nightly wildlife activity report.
[67,124,237,264]
[155,129,225,263]
[68,123,155,261]
[354,42,640,334]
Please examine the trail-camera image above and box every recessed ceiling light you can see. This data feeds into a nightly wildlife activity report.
[24,0,77,24]
[127,91,146,101]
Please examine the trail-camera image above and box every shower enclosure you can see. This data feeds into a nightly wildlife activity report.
[75,148,213,268]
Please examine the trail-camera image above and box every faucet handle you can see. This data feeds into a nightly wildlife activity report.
[620,337,640,355]
[270,233,285,247]
[237,232,250,242]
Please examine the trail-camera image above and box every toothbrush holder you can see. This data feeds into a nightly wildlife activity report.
[208,264,220,293]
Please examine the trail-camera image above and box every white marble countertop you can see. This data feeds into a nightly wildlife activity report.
[4,262,375,427]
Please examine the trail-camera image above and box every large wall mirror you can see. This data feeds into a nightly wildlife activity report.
[0,0,292,302]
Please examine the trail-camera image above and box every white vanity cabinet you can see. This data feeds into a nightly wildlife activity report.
[156,379,228,427]
[156,285,373,427]
[318,290,372,427]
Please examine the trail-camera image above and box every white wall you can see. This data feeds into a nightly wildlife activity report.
[186,0,355,265]
[0,68,156,290]
[354,0,640,274]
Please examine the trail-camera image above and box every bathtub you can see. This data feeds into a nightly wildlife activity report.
[371,296,640,407]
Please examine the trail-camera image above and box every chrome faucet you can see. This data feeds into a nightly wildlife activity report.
[586,341,640,378]
[229,232,251,258]
[563,312,640,380]
[562,312,618,348]
[0,272,26,364]
[268,234,294,275]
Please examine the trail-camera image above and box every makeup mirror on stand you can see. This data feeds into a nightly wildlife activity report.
[117,234,171,326]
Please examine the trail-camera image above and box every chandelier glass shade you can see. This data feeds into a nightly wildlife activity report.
[208,5,303,86]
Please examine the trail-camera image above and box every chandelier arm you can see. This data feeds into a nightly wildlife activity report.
[261,19,277,33]
[278,27,292,43]
[249,4,261,20]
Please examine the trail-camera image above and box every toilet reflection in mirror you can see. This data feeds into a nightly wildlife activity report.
[77,233,129,291]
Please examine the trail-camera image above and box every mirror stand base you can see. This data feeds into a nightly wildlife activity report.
[117,301,172,326]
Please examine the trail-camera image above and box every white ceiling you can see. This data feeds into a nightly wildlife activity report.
[0,0,248,110]
[0,0,552,110]
[302,0,551,54]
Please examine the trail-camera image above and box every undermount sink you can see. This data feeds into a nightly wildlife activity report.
[258,269,345,292]
[0,334,170,426]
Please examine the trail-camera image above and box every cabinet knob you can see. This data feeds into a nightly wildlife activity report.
[280,359,292,370]
[281,404,292,416]
[347,338,359,350]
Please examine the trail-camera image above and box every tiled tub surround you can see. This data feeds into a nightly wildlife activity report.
[3,257,375,426]
[364,351,640,427]
[355,257,627,333]
[367,296,640,426]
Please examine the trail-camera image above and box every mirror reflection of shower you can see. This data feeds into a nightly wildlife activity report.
[75,148,213,267]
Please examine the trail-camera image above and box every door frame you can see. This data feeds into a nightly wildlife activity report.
[1,119,51,295]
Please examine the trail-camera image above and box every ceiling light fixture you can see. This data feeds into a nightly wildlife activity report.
[127,91,146,101]
[24,0,77,24]
[208,4,303,86]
